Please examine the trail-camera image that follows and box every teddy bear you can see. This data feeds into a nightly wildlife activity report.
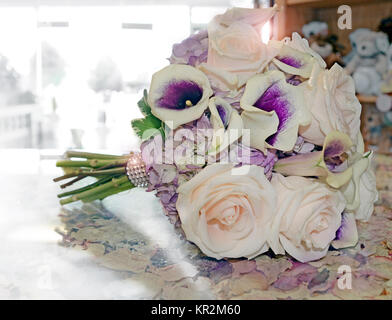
[302,21,344,68]
[345,28,389,96]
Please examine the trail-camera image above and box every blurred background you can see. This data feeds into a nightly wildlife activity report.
[1,0,391,156]
[0,0,266,154]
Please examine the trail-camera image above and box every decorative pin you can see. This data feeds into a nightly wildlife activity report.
[126,152,149,188]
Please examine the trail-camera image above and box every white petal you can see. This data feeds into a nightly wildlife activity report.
[240,70,310,152]
[148,64,213,129]
[332,212,358,249]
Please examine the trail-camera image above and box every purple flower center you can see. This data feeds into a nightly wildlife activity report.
[254,82,292,145]
[158,80,203,110]
[324,140,348,173]
[277,56,302,68]
[216,104,228,128]
[286,75,301,86]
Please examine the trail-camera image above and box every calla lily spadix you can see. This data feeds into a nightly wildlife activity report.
[240,70,310,153]
[274,131,358,189]
[148,64,213,129]
[208,96,243,155]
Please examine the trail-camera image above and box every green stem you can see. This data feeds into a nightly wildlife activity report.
[57,175,115,198]
[60,175,85,189]
[56,159,127,168]
[53,167,125,182]
[65,151,129,160]
[82,182,133,203]
[59,176,131,205]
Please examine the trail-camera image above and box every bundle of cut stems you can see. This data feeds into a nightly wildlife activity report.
[54,151,134,205]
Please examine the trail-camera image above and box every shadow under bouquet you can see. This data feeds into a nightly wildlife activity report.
[54,6,378,263]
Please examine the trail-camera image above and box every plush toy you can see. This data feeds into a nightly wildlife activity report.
[302,21,344,68]
[345,29,389,96]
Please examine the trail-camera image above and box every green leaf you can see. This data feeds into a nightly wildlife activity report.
[131,114,164,141]
[137,89,152,117]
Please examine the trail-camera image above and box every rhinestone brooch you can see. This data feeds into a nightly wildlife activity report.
[126,152,149,188]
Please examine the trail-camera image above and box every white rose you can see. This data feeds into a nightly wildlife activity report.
[176,164,276,259]
[299,63,361,146]
[269,174,346,263]
[199,6,278,93]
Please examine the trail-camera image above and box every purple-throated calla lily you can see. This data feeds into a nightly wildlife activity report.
[148,64,213,129]
[272,45,316,79]
[269,32,326,79]
[274,131,357,189]
[240,70,310,152]
[208,96,243,155]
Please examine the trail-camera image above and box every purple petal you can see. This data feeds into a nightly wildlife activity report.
[324,140,345,158]
[323,140,348,173]
[172,43,188,57]
[277,56,302,68]
[216,105,228,127]
[158,81,203,110]
[286,75,301,86]
[188,56,197,66]
[333,212,358,249]
[254,83,293,145]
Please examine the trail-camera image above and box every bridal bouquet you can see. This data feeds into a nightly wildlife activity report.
[55,6,378,263]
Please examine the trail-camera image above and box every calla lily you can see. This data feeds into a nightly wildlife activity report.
[240,70,310,152]
[332,212,358,249]
[208,97,243,155]
[269,32,326,79]
[271,44,316,79]
[148,64,213,129]
[274,131,356,189]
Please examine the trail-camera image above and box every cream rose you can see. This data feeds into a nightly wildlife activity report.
[269,174,347,263]
[198,6,278,93]
[176,164,276,259]
[299,63,361,146]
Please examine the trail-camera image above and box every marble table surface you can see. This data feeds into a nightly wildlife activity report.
[1,149,392,300]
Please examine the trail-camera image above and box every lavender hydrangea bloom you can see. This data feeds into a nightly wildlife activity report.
[231,143,278,180]
[140,115,213,227]
[169,30,208,67]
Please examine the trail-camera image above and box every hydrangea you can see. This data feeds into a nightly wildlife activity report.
[168,30,208,67]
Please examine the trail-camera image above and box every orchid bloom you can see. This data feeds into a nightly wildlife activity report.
[148,64,213,129]
[240,70,310,153]
[208,96,243,155]
[274,131,359,189]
